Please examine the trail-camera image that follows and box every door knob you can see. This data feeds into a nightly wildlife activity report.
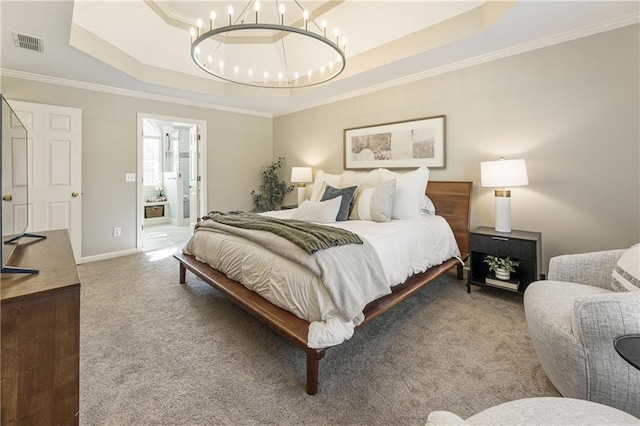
[71,192,79,198]
[2,194,12,201]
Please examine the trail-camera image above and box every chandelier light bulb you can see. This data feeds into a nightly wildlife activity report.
[219,60,224,71]
[228,5,234,25]
[263,71,269,84]
[322,20,327,37]
[334,28,339,44]
[254,1,260,23]
[210,11,216,29]
[279,4,285,24]
[197,18,202,37]
[207,54,212,65]
[248,69,253,82]
[307,70,312,82]
[329,61,333,70]
[278,72,283,85]
[294,72,299,84]
[189,27,196,41]
[234,65,239,76]
[320,66,325,77]
[303,10,309,30]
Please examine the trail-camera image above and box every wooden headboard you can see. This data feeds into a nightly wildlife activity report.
[425,181,473,257]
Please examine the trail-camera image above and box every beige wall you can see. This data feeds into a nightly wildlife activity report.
[274,25,640,268]
[1,77,273,258]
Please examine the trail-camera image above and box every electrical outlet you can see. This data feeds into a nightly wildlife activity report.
[125,173,136,183]
[113,227,121,237]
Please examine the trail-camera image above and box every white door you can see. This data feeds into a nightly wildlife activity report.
[2,101,30,236]
[9,101,82,261]
[189,125,200,229]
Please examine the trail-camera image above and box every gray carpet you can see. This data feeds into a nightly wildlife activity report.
[78,250,559,425]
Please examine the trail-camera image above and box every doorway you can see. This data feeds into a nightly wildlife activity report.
[136,113,206,252]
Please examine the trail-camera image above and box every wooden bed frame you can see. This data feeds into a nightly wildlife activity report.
[174,181,472,394]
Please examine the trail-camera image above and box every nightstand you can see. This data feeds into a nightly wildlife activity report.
[467,226,542,294]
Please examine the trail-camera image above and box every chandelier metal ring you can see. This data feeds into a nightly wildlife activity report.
[189,4,348,89]
[191,24,346,88]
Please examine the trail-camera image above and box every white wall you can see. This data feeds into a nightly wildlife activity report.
[1,77,273,258]
[274,25,640,267]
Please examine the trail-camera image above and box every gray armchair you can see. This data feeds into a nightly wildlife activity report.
[524,248,640,418]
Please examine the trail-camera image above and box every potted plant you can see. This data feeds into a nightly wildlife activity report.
[251,157,294,212]
[484,255,520,280]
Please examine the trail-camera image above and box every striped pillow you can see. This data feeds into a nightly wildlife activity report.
[349,180,396,222]
[612,244,640,292]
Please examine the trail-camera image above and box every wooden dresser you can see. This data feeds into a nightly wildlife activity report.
[1,229,80,425]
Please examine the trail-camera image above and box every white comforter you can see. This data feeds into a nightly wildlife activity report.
[183,211,460,348]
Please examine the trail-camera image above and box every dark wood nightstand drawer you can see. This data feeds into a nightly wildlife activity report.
[470,234,537,261]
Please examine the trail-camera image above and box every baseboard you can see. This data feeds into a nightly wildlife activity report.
[79,248,140,264]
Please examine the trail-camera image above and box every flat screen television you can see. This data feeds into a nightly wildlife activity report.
[1,95,45,274]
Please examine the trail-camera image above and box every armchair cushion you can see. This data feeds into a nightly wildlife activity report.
[426,398,640,425]
[612,243,640,292]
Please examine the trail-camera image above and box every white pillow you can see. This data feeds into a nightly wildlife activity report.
[612,244,640,292]
[391,166,430,220]
[291,196,342,223]
[309,170,342,202]
[420,194,436,215]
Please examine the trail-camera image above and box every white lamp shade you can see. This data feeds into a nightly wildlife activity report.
[291,166,312,183]
[481,159,528,188]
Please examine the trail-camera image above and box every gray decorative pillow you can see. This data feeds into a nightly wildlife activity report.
[349,179,396,222]
[321,185,357,221]
[612,243,640,292]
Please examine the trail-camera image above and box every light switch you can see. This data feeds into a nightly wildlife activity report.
[125,173,136,183]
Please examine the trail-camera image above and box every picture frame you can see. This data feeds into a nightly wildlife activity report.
[344,115,446,170]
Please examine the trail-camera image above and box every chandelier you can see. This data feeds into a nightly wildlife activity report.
[189,1,347,88]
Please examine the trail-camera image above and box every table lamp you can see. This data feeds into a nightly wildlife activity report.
[290,166,312,206]
[481,158,528,233]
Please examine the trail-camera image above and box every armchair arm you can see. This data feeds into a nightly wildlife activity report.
[572,292,640,416]
[548,249,626,290]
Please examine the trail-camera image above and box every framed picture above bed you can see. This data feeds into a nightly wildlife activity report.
[344,114,446,170]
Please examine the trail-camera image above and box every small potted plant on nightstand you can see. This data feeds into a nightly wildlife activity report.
[484,255,520,280]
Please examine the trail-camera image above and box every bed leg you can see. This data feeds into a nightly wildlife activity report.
[306,350,325,395]
[179,262,186,284]
[456,262,464,280]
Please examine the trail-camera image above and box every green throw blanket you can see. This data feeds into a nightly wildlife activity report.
[203,211,362,254]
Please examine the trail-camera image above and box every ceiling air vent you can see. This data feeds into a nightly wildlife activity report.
[12,32,44,53]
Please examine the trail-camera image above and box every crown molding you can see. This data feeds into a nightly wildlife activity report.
[273,12,639,117]
[0,68,273,118]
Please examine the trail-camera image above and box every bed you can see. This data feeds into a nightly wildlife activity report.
[174,179,472,394]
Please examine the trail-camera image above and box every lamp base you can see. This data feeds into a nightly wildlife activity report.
[494,191,512,233]
[297,185,306,206]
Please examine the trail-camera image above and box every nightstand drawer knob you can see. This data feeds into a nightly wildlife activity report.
[491,236,509,241]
